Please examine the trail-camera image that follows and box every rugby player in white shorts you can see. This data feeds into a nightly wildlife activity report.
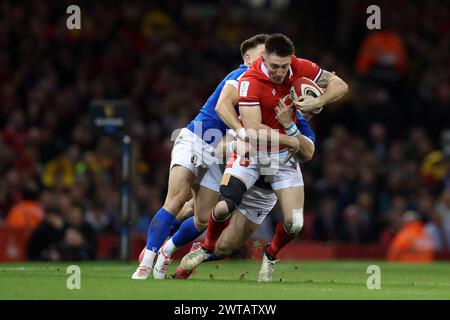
[178,33,347,282]
[177,107,315,281]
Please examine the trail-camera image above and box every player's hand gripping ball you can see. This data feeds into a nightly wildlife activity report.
[290,77,324,115]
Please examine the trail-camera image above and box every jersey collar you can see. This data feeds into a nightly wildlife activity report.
[261,62,269,78]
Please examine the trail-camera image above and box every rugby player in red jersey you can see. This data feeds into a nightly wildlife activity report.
[179,33,348,281]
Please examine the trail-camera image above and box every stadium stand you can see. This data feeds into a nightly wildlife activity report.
[0,0,449,261]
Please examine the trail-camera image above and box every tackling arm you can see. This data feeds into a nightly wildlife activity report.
[296,136,315,162]
[215,84,243,132]
[275,102,315,162]
[215,137,256,163]
[292,134,314,162]
[239,106,299,152]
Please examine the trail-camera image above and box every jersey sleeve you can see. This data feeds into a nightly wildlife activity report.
[225,71,245,89]
[225,79,238,89]
[237,77,260,108]
[294,57,322,83]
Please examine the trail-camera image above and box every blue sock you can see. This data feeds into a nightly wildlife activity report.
[168,218,182,237]
[146,208,176,252]
[172,216,203,247]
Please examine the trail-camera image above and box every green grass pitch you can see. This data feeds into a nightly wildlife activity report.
[0,260,449,299]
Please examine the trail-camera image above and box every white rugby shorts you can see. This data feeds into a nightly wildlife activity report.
[224,150,304,191]
[237,186,277,225]
[170,128,222,192]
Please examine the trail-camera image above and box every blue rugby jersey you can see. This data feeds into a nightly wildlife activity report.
[186,64,248,147]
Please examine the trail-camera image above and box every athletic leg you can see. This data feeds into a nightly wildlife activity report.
[132,165,194,279]
[258,186,304,282]
[153,185,218,279]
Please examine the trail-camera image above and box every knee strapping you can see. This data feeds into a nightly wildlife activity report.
[290,209,304,234]
[219,176,247,213]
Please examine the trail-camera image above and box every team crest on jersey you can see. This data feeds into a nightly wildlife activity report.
[240,81,250,97]
[272,89,276,96]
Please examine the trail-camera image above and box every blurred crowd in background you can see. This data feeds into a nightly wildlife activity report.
[0,0,449,260]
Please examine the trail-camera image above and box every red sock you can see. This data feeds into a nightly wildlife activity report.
[202,210,230,252]
[266,220,295,258]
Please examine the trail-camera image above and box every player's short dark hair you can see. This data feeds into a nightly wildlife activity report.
[265,33,295,57]
[240,34,269,57]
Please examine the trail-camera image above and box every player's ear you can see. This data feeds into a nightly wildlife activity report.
[245,53,250,65]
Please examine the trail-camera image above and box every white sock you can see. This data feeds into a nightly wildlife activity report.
[162,239,177,257]
[141,249,156,267]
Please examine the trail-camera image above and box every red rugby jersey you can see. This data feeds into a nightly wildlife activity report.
[238,56,322,134]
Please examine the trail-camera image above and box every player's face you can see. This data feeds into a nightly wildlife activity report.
[263,53,292,84]
[244,44,265,66]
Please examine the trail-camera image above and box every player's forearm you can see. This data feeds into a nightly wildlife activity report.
[295,134,315,162]
[243,120,294,147]
[278,118,313,161]
[319,77,348,105]
[216,101,243,131]
[216,84,244,132]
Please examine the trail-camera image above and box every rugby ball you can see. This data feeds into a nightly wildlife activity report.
[290,77,324,114]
